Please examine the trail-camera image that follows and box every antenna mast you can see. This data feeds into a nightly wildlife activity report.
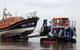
[3,5,12,19]
[3,7,7,19]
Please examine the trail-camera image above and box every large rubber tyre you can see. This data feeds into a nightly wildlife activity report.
[58,38,66,43]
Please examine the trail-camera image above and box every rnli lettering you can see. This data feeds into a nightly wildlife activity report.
[21,24,27,27]
[21,22,35,27]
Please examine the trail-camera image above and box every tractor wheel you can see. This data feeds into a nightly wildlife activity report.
[72,39,76,43]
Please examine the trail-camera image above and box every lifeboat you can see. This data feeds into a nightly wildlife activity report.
[0,8,39,39]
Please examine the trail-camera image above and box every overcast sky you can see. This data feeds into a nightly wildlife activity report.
[0,0,80,20]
